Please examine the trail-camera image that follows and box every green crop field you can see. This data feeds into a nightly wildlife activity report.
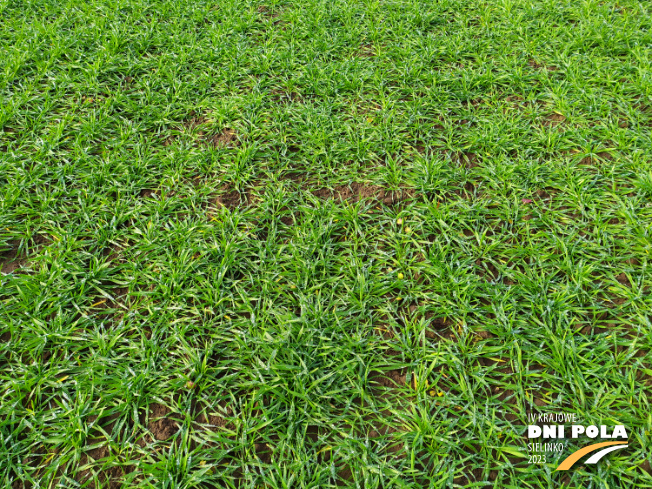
[1,0,652,487]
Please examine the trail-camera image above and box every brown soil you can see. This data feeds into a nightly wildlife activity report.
[284,171,305,183]
[616,272,631,286]
[535,186,557,201]
[10,444,46,488]
[474,329,496,340]
[1,256,24,274]
[366,407,402,441]
[1,241,25,274]
[425,316,453,340]
[213,184,247,210]
[121,76,134,91]
[204,128,237,148]
[257,5,280,18]
[85,440,110,462]
[90,286,129,318]
[579,152,611,165]
[369,369,407,390]
[194,400,231,432]
[462,98,483,109]
[544,113,566,127]
[361,370,411,460]
[139,188,158,199]
[141,403,180,442]
[336,466,353,485]
[255,442,273,463]
[453,466,485,487]
[457,151,479,168]
[505,95,524,104]
[358,43,376,58]
[77,461,126,489]
[75,413,131,489]
[581,323,610,335]
[477,358,521,421]
[475,258,499,282]
[280,214,295,225]
[72,401,230,488]
[161,112,238,149]
[312,183,415,205]
[183,113,208,130]
[456,180,477,199]
[528,59,558,71]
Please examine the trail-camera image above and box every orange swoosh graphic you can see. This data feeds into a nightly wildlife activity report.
[556,441,628,471]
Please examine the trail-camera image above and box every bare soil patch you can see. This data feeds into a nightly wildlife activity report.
[161,112,238,149]
[312,183,416,205]
[544,113,566,127]
[194,400,231,432]
[140,403,181,443]
[212,183,257,211]
[203,128,237,148]
[358,43,377,58]
[369,369,407,391]
[456,151,480,168]
[139,188,158,199]
[579,151,613,165]
[425,316,454,340]
[528,58,558,71]
[1,240,28,274]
